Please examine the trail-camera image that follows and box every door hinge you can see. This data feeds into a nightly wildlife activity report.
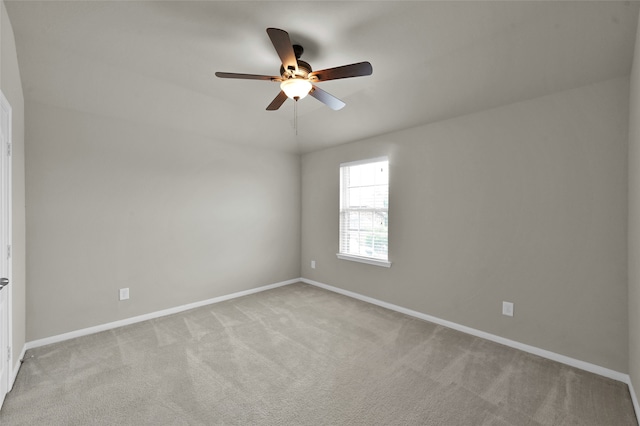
[6,245,10,259]
[6,143,10,157]
[7,346,10,361]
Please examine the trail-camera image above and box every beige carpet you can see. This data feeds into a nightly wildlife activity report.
[0,282,636,425]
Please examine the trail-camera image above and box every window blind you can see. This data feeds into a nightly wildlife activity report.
[339,157,389,261]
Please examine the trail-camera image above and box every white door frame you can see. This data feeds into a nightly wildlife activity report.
[0,90,13,409]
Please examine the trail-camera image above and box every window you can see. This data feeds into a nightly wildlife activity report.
[338,157,390,267]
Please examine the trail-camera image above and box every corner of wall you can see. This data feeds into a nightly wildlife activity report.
[628,8,640,423]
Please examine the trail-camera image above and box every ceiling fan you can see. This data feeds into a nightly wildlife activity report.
[215,28,373,111]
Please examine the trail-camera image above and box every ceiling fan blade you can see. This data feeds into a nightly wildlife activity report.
[266,28,298,73]
[266,91,289,111]
[215,72,280,81]
[309,85,346,111]
[309,61,373,82]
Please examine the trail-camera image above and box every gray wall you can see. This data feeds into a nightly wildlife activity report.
[25,102,301,341]
[628,7,640,405]
[1,0,25,375]
[302,77,629,372]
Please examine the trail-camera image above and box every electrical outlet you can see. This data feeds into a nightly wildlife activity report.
[502,301,514,317]
[119,288,129,301]
[311,260,316,269]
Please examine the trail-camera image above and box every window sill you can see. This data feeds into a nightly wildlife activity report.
[336,253,392,268]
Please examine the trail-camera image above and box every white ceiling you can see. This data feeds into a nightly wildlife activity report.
[5,1,640,153]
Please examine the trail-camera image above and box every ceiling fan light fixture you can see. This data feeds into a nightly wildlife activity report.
[280,78,312,100]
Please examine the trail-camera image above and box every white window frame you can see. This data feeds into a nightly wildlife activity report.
[337,157,391,268]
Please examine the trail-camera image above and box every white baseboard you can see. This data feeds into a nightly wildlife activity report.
[301,278,628,382]
[25,278,300,351]
[9,345,26,392]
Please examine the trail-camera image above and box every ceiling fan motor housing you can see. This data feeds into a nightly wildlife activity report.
[279,44,312,79]
[280,60,312,79]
